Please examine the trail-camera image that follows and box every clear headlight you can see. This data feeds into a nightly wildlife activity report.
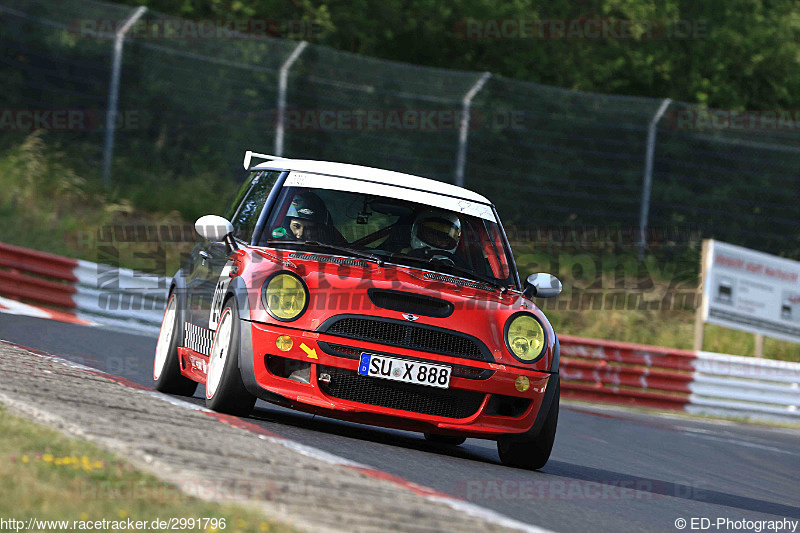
[263,272,308,321]
[505,314,545,362]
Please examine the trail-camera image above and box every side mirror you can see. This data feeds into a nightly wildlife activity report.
[195,215,233,242]
[523,273,562,299]
[195,215,238,253]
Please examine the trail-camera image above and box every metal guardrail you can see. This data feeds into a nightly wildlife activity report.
[560,334,800,423]
[0,243,164,334]
[1,242,798,422]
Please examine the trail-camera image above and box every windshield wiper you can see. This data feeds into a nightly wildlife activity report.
[264,240,383,266]
[388,253,505,291]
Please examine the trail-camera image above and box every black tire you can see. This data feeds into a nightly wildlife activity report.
[153,291,198,396]
[497,379,559,470]
[424,433,467,446]
[205,298,256,416]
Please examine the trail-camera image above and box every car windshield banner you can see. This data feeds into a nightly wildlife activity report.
[283,171,497,222]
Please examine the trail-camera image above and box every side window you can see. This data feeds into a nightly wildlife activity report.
[230,171,281,242]
[223,173,255,221]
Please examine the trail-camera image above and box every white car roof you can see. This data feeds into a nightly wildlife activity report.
[252,158,492,205]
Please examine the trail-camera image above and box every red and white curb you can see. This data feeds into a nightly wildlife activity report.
[1,339,551,533]
[0,295,96,326]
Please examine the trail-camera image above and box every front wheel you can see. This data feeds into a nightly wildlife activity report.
[497,379,559,470]
[153,292,198,396]
[205,298,256,416]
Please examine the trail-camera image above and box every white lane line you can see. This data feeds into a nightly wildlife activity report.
[680,428,800,457]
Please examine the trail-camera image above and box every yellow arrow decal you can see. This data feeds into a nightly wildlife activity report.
[300,343,318,359]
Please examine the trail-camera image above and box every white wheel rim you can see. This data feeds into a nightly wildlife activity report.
[153,295,177,380]
[206,309,232,399]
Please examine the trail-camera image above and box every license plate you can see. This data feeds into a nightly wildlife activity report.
[358,353,451,389]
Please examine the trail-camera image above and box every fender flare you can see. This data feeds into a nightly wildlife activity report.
[550,333,560,373]
[504,334,560,442]
[169,269,188,345]
[226,276,253,373]
[226,276,291,406]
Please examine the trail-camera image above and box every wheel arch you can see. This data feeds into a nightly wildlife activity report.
[226,276,258,396]
[168,269,187,346]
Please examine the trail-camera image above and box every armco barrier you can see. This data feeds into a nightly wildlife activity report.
[0,242,164,334]
[560,335,800,423]
[1,242,799,422]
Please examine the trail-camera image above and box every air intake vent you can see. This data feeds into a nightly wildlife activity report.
[423,273,493,291]
[319,316,492,362]
[318,365,485,419]
[317,342,494,380]
[367,289,454,318]
[288,253,369,268]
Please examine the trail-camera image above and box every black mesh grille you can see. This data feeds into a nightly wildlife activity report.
[321,317,490,361]
[288,253,368,268]
[368,289,453,318]
[318,365,485,419]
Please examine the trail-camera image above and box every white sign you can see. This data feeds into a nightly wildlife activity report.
[701,240,800,344]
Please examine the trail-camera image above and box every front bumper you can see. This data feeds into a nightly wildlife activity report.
[246,320,552,438]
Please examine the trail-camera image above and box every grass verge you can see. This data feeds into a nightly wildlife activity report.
[0,405,292,533]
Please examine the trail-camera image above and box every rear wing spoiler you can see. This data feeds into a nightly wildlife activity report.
[243,151,284,170]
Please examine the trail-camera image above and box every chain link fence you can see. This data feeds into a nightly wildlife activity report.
[1,0,799,258]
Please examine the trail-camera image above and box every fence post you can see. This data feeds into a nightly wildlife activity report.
[274,41,308,157]
[454,72,491,187]
[638,97,672,259]
[101,6,147,188]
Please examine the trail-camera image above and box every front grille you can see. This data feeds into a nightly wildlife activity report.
[318,365,485,419]
[318,342,494,380]
[288,253,368,268]
[320,317,491,361]
[368,289,453,318]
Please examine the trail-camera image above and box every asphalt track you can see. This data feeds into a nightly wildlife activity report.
[2,313,799,533]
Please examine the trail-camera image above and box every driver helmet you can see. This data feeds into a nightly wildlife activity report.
[280,191,327,240]
[286,192,325,223]
[410,209,461,254]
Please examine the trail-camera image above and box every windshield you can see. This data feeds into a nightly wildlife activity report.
[257,183,515,287]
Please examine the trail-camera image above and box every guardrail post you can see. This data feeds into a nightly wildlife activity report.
[638,97,672,259]
[274,41,308,157]
[454,72,491,187]
[101,6,147,188]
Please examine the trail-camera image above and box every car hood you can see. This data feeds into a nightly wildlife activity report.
[240,248,555,370]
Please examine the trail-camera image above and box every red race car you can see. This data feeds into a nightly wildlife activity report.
[153,152,562,469]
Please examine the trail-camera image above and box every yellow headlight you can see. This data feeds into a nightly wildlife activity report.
[506,314,545,361]
[264,273,307,321]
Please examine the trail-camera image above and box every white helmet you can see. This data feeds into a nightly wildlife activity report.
[410,210,462,254]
